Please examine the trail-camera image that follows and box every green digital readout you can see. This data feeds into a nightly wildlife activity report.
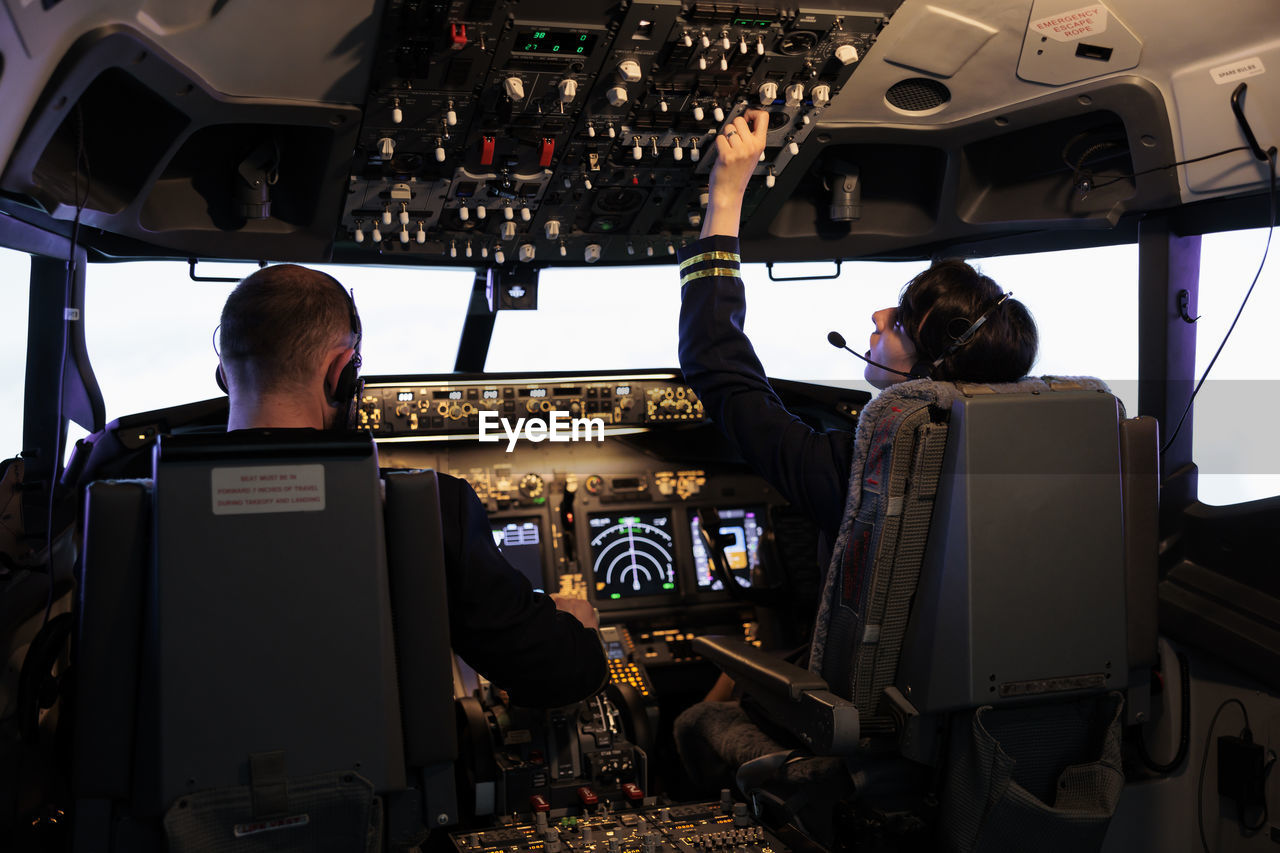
[517,31,598,56]
[731,17,774,27]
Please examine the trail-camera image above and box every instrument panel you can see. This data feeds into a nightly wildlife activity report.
[343,0,890,264]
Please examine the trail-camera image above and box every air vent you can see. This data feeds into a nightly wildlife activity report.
[885,78,951,113]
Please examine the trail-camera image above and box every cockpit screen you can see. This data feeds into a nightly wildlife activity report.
[587,511,677,600]
[492,517,545,592]
[690,508,763,591]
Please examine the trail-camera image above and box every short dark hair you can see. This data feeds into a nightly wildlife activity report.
[896,260,1038,383]
[219,264,356,394]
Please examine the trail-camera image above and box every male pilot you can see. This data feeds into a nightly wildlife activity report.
[217,262,606,707]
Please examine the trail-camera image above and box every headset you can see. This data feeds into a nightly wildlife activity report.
[215,271,364,429]
[828,291,1012,380]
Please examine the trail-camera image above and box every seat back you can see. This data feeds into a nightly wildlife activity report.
[894,389,1129,712]
[74,430,452,851]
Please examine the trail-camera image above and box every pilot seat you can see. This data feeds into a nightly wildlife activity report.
[681,377,1159,852]
[71,429,457,851]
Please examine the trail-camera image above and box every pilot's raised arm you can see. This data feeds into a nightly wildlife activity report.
[676,110,854,549]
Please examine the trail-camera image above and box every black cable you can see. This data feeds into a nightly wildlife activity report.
[40,104,91,630]
[1197,697,1252,853]
[1162,147,1277,455]
[1087,145,1251,192]
[1136,651,1191,774]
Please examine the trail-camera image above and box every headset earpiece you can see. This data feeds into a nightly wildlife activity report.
[215,364,228,394]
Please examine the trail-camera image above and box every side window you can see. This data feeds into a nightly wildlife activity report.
[1193,229,1279,506]
[0,248,31,459]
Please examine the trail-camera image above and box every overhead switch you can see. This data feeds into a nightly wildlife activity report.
[617,59,643,82]
[585,244,603,263]
[545,220,561,240]
[758,81,778,104]
[606,86,629,107]
[378,137,395,160]
[835,44,859,65]
[812,84,831,107]
[785,83,805,106]
[559,79,578,103]
[504,77,526,100]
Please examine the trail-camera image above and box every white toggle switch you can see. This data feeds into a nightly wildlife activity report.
[683,32,693,47]
[617,59,642,82]
[646,245,654,257]
[519,244,536,262]
[371,226,382,242]
[606,85,628,107]
[354,228,365,243]
[399,227,409,244]
[673,140,683,161]
[378,137,395,160]
[713,105,725,122]
[450,241,457,257]
[811,84,831,107]
[504,77,525,100]
[758,81,778,104]
[520,206,531,222]
[701,33,710,48]
[788,140,799,155]
[759,150,766,161]
[659,99,669,113]
[399,205,409,225]
[435,144,446,162]
[698,56,707,71]
[501,221,516,240]
[559,242,567,257]
[382,207,393,226]
[757,37,765,55]
[739,37,748,54]
[503,204,514,221]
[719,55,728,71]
[690,140,700,162]
[417,224,426,243]
[545,220,560,240]
[476,205,487,220]
[785,83,804,106]
[721,33,731,50]
[802,113,811,125]
[583,177,593,190]
[494,248,504,264]
[446,105,457,125]
[632,140,642,160]
[627,243,636,255]
[559,79,578,103]
[766,168,776,188]
[465,242,473,258]
[651,137,659,158]
[693,104,705,121]
[699,191,709,207]
[835,44,858,65]
[391,100,403,124]
[585,244,602,263]
[459,205,469,221]
[667,242,675,255]
[588,124,596,137]
[607,124,616,138]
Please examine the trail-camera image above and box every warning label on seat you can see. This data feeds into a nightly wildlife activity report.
[211,464,326,515]
[1030,4,1108,42]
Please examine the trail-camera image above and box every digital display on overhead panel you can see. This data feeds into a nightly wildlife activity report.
[517,31,598,56]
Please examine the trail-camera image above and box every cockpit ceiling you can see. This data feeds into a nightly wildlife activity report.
[0,0,1276,266]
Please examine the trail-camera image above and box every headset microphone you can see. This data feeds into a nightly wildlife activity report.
[827,330,918,379]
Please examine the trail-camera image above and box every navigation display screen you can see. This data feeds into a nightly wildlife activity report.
[492,517,545,592]
[690,507,763,591]
[587,511,678,600]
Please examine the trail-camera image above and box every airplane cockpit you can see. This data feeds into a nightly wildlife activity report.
[1,1,1278,851]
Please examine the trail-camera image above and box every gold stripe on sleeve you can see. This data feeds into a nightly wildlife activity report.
[680,267,742,286]
[679,250,740,270]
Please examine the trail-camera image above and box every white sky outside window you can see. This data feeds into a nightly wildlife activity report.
[0,233,1273,505]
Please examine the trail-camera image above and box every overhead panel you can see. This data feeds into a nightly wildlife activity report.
[1016,0,1142,86]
